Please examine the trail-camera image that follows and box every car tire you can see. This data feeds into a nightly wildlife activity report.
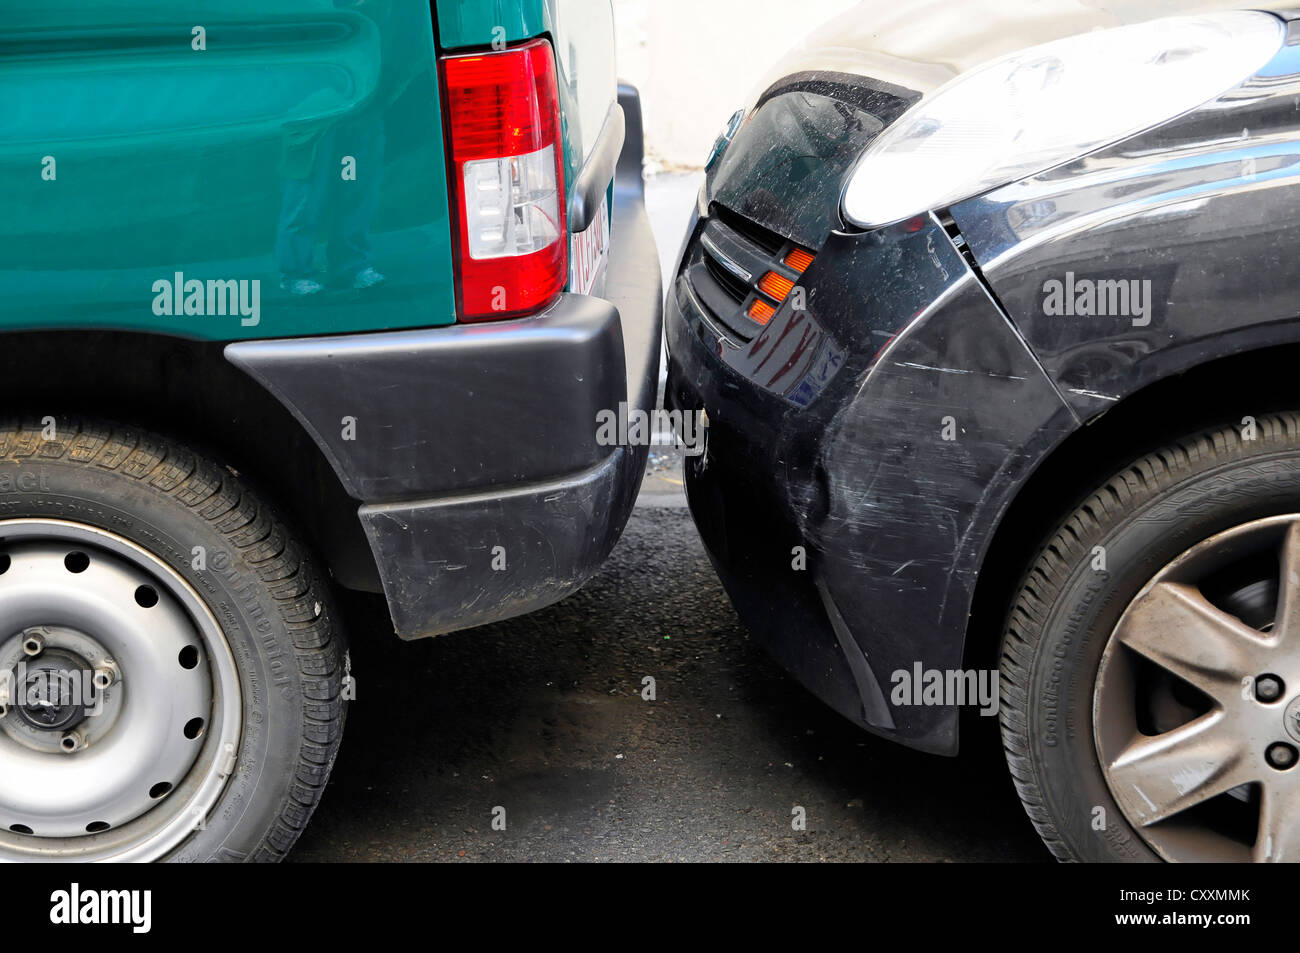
[0,418,346,861]
[1001,412,1300,862]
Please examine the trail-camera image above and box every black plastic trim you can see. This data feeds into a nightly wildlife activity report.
[568,101,625,233]
[615,82,645,199]
[225,301,625,502]
[361,446,642,638]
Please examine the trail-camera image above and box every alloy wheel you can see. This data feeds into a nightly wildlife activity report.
[1095,515,1300,862]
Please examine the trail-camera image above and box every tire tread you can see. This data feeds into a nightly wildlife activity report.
[0,417,346,862]
[999,411,1300,861]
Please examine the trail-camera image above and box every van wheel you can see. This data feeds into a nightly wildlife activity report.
[0,419,345,861]
[1001,413,1300,862]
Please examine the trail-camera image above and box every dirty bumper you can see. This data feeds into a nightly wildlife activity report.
[666,217,1077,755]
[228,181,662,639]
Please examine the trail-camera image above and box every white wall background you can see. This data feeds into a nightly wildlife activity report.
[613,0,859,170]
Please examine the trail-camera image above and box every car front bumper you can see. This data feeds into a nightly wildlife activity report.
[665,209,1076,755]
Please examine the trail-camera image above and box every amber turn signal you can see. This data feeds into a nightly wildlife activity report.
[758,271,795,301]
[748,299,776,324]
[783,248,815,273]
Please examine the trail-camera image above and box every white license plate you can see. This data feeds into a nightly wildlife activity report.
[569,192,610,296]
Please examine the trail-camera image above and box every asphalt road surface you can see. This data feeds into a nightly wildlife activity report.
[291,453,1050,862]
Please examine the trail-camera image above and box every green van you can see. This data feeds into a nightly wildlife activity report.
[0,0,661,861]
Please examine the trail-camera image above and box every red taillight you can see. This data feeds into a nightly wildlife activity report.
[442,39,567,321]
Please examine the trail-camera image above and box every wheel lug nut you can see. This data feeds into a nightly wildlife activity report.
[1255,675,1285,703]
[91,660,118,691]
[1267,742,1298,770]
[21,633,44,657]
[59,729,86,754]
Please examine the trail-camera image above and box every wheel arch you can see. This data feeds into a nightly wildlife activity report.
[0,329,381,593]
[964,341,1300,679]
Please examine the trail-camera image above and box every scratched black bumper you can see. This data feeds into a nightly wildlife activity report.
[666,207,1076,755]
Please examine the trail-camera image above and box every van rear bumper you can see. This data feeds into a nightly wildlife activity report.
[226,84,662,638]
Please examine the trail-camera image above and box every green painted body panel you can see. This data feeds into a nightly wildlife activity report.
[0,0,617,342]
[0,0,458,340]
[434,0,553,49]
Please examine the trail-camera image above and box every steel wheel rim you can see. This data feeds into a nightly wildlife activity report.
[0,519,242,861]
[1095,514,1300,862]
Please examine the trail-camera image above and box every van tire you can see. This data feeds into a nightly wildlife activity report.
[0,418,346,862]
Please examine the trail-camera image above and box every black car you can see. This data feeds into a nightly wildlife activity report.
[667,1,1300,862]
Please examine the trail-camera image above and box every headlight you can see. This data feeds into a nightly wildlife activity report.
[841,11,1285,230]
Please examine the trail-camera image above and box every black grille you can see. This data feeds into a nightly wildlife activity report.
[682,205,814,344]
[704,251,750,302]
[713,205,786,256]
